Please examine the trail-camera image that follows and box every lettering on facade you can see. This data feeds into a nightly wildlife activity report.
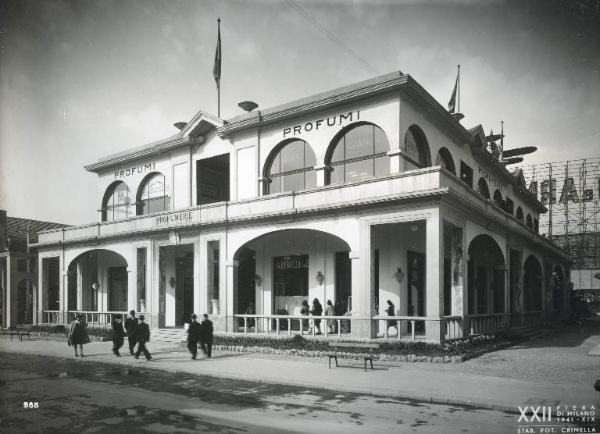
[531,177,599,204]
[155,211,193,226]
[275,256,309,270]
[478,165,503,192]
[115,162,156,179]
[282,110,360,138]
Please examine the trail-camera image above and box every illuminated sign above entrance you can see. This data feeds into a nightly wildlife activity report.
[283,110,360,138]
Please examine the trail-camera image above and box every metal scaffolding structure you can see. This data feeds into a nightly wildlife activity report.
[518,157,600,270]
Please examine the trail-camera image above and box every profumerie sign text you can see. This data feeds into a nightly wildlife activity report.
[156,211,193,226]
[283,110,360,138]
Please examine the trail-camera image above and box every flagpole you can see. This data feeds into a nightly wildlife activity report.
[457,64,461,114]
[217,18,221,118]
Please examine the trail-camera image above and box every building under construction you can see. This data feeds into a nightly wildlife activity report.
[518,158,600,298]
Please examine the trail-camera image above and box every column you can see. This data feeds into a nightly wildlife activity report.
[224,260,238,333]
[315,165,327,187]
[194,239,202,318]
[387,150,402,175]
[350,250,372,338]
[4,257,11,326]
[425,210,444,342]
[127,265,136,313]
[76,262,83,311]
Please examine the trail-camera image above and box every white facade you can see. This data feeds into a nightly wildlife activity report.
[31,72,570,342]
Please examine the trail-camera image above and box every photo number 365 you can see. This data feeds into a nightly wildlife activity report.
[23,402,39,409]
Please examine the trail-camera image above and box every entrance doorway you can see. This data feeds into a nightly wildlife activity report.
[273,255,308,315]
[159,244,194,327]
[335,252,351,314]
[17,279,33,324]
[108,267,127,311]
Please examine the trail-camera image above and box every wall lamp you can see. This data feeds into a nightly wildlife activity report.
[254,274,263,287]
[315,271,325,285]
[394,267,405,283]
[169,277,176,288]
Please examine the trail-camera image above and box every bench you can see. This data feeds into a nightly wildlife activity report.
[1,326,29,341]
[327,342,380,371]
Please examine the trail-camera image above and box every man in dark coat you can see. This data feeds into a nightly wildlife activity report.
[199,314,214,358]
[124,310,138,356]
[111,314,126,357]
[134,314,152,360]
[187,314,202,359]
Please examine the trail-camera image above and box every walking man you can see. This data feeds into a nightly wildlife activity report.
[187,314,201,360]
[124,310,138,356]
[199,314,214,358]
[111,314,126,357]
[134,314,152,360]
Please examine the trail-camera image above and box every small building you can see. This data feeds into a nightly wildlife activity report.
[30,72,570,342]
[0,210,68,327]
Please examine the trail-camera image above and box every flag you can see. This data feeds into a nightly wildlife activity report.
[447,72,458,113]
[213,19,222,88]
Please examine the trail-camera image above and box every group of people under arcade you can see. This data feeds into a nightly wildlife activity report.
[300,298,342,334]
[68,310,214,361]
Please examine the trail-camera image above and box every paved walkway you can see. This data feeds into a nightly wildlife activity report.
[1,336,598,414]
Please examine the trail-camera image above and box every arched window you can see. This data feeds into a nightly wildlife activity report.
[102,181,132,222]
[436,147,456,175]
[327,123,390,185]
[526,214,533,229]
[516,207,524,221]
[137,173,169,215]
[477,178,490,199]
[403,125,432,171]
[493,190,503,208]
[265,139,316,194]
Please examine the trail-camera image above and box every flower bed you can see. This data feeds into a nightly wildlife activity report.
[28,324,112,341]
[210,333,510,363]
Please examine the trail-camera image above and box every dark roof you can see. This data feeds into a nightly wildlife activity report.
[5,216,69,250]
[84,110,223,173]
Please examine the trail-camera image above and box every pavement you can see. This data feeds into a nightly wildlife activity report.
[1,335,598,415]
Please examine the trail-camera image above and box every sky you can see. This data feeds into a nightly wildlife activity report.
[1,0,599,225]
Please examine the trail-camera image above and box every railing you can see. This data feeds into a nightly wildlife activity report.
[443,316,464,340]
[372,315,429,340]
[234,314,353,338]
[522,311,544,327]
[36,167,444,245]
[234,314,453,341]
[42,310,146,326]
[467,313,509,335]
[42,310,62,325]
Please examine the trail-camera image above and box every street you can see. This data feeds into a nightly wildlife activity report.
[0,352,515,433]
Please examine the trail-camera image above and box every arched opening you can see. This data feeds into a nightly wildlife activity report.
[516,207,524,221]
[16,279,34,324]
[233,229,351,333]
[493,189,503,208]
[102,181,132,222]
[477,178,490,199]
[137,172,170,215]
[326,122,390,185]
[526,214,534,229]
[552,265,564,310]
[467,235,505,314]
[523,255,543,311]
[67,249,128,312]
[264,139,316,194]
[436,147,456,175]
[403,125,432,171]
